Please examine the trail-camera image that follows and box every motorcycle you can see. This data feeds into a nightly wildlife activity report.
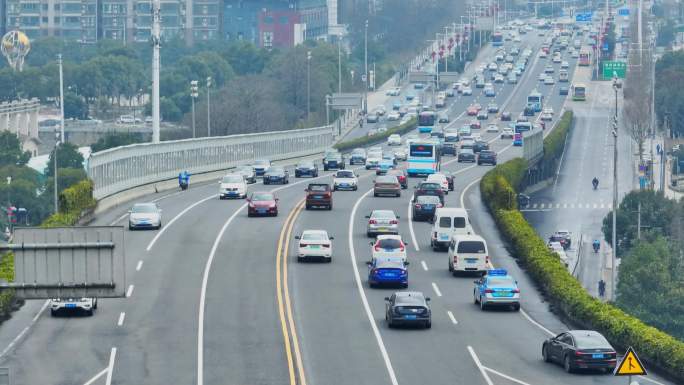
[592,179,599,190]
[592,241,600,253]
[179,180,189,190]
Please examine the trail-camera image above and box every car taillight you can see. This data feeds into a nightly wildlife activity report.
[437,203,443,208]
[453,255,458,264]
[374,245,381,251]
[399,243,405,251]
[390,220,398,225]
[512,288,520,293]
[575,350,585,357]
[300,243,308,247]
[322,244,330,248]
[369,219,377,224]
[414,204,422,209]
[484,289,494,293]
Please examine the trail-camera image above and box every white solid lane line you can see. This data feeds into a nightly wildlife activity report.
[407,198,420,252]
[431,282,442,297]
[467,345,494,385]
[146,194,217,252]
[447,310,458,325]
[117,312,125,327]
[197,202,246,385]
[105,347,117,385]
[349,188,399,385]
[82,368,108,385]
[459,178,481,209]
[0,299,49,361]
[519,308,555,337]
[421,260,428,271]
[126,285,134,298]
[483,366,532,385]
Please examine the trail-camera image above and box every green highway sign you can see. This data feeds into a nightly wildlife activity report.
[603,60,626,79]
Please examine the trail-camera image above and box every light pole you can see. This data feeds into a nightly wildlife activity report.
[364,19,368,115]
[206,76,212,137]
[611,76,619,301]
[57,54,65,143]
[151,0,161,143]
[53,129,60,214]
[190,80,198,138]
[306,51,312,121]
[337,38,342,93]
[6,177,10,228]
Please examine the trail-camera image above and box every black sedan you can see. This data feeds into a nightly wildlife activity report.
[295,161,319,177]
[458,148,476,163]
[412,195,442,221]
[385,291,431,329]
[542,330,617,373]
[263,167,289,184]
[501,111,512,121]
[477,150,498,165]
[473,140,490,153]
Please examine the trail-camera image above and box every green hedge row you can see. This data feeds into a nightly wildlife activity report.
[41,179,97,228]
[542,111,573,178]
[480,159,684,381]
[333,117,417,152]
[0,252,14,319]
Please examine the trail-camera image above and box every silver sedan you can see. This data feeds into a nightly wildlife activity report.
[366,210,400,237]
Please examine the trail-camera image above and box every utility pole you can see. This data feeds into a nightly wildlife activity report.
[53,128,60,214]
[206,76,212,137]
[190,80,198,138]
[364,19,368,115]
[637,201,641,240]
[151,0,161,143]
[337,38,342,93]
[307,51,312,121]
[611,76,620,301]
[57,54,65,143]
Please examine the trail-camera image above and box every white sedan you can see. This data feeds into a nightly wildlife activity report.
[129,202,162,230]
[461,86,473,96]
[486,124,499,133]
[544,76,555,85]
[541,112,553,121]
[387,134,402,146]
[387,111,400,121]
[296,230,333,262]
[370,234,408,262]
[219,174,247,199]
[501,127,515,139]
[542,107,554,115]
[333,169,358,191]
[50,297,98,316]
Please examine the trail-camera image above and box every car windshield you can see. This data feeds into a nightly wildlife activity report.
[372,211,395,219]
[336,171,354,178]
[222,175,243,183]
[457,241,486,253]
[254,160,269,166]
[420,183,441,190]
[574,333,611,349]
[298,162,314,168]
[131,204,157,213]
[267,167,284,174]
[302,232,327,241]
[376,176,398,184]
[377,238,402,249]
[488,277,515,287]
[251,193,274,201]
[416,195,441,204]
[376,258,405,268]
[308,185,329,192]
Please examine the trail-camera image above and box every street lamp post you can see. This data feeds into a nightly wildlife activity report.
[53,129,60,214]
[6,177,10,230]
[307,51,312,121]
[337,39,342,93]
[611,76,619,301]
[206,77,212,137]
[364,19,369,115]
[190,80,198,138]
[57,54,65,144]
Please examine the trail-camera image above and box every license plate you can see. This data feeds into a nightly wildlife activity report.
[384,273,396,277]
[493,291,511,297]
[404,315,417,320]
[592,354,604,359]
[424,205,434,209]
[466,258,478,264]
[257,209,267,213]
[228,192,238,196]
[340,184,348,187]
[377,227,389,232]
[65,304,76,308]
[310,245,320,249]
[314,195,323,199]
[439,234,449,241]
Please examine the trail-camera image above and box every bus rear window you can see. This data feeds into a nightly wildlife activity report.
[410,145,434,157]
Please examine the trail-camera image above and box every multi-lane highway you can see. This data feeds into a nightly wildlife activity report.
[0,21,673,385]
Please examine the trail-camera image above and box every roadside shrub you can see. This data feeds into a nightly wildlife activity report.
[333,118,417,152]
[542,110,573,178]
[0,253,15,318]
[42,179,96,227]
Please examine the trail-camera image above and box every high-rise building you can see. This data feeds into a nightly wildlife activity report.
[5,0,97,42]
[0,0,7,36]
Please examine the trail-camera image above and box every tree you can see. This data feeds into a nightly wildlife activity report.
[602,190,676,257]
[91,132,144,153]
[616,237,684,341]
[64,92,88,120]
[0,132,31,166]
[45,142,84,177]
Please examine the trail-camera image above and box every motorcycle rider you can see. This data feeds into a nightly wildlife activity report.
[178,170,190,190]
[592,239,600,253]
[592,177,599,190]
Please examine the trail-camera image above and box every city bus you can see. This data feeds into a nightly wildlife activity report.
[527,90,543,112]
[418,110,436,133]
[578,49,591,66]
[491,31,504,46]
[572,83,587,101]
[407,142,440,177]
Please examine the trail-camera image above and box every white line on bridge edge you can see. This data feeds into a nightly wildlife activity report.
[105,347,117,385]
[431,282,442,297]
[447,311,458,325]
[82,367,108,385]
[126,285,134,298]
[349,189,399,385]
[146,194,217,251]
[467,346,494,385]
[519,309,554,337]
[117,312,125,327]
[136,260,143,271]
[0,299,49,361]
[420,260,428,271]
[407,197,420,252]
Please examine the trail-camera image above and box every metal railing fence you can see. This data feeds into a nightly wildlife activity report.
[88,125,334,199]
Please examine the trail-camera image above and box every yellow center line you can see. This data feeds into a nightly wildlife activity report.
[282,199,307,385]
[276,203,298,385]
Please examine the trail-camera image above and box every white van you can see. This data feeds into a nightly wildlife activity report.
[430,208,473,251]
[447,234,489,275]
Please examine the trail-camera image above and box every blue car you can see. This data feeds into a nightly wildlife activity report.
[376,159,396,175]
[367,257,409,288]
[473,269,521,311]
[406,93,415,101]
[484,88,497,97]
[392,102,402,110]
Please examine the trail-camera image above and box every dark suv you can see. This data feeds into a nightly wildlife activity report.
[323,151,345,171]
[305,183,333,210]
[477,150,497,165]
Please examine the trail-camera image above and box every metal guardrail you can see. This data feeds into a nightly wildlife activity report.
[88,125,335,199]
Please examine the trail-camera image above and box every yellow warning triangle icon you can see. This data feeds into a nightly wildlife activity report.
[614,347,647,376]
